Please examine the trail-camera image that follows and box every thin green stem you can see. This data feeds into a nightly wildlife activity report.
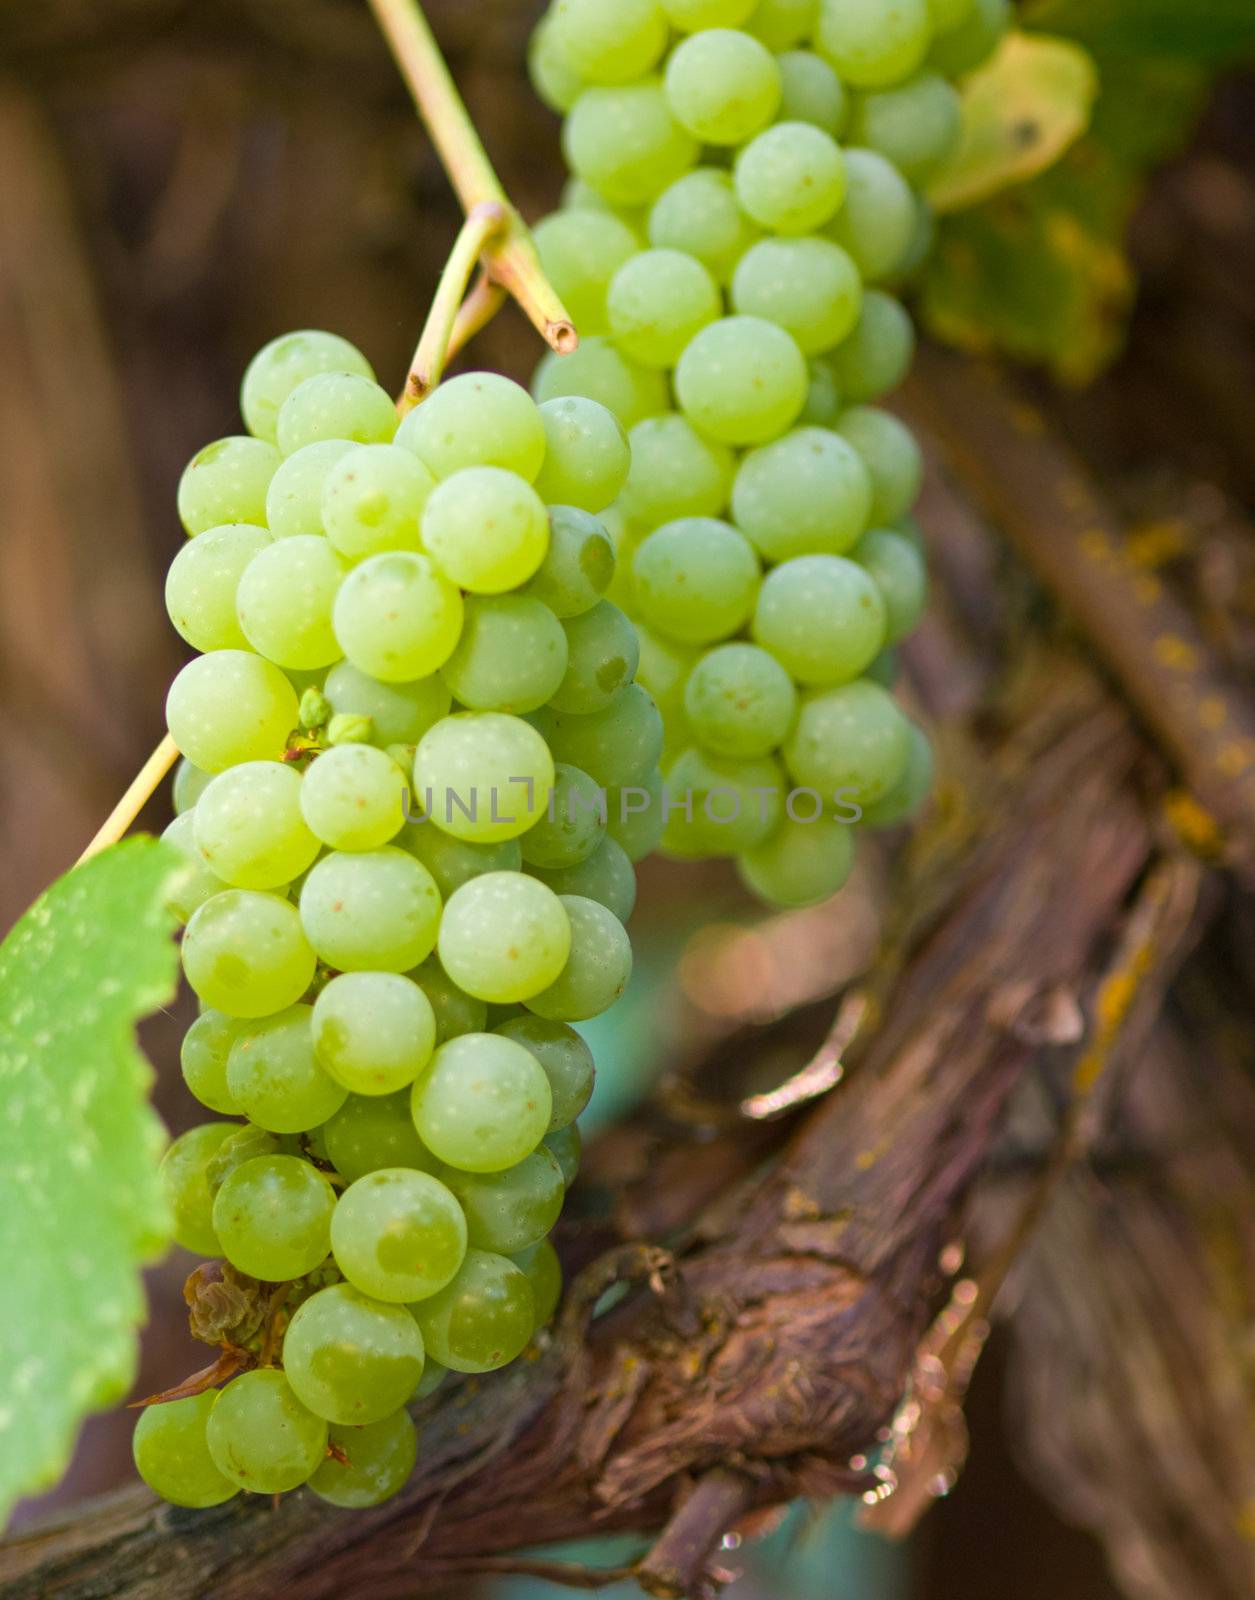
[399,201,509,409]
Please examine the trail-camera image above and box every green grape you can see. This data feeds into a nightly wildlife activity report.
[173,757,213,814]
[411,1033,552,1173]
[858,716,933,827]
[533,336,667,429]
[928,0,976,29]
[213,1153,336,1279]
[530,14,585,113]
[647,168,758,286]
[410,954,490,1043]
[331,1167,467,1301]
[167,650,298,773]
[606,250,720,372]
[752,554,887,684]
[731,426,872,561]
[562,80,699,207]
[323,660,451,749]
[746,0,818,48]
[837,405,924,523]
[530,834,638,924]
[525,894,632,1022]
[518,764,607,870]
[133,1392,239,1508]
[828,290,915,403]
[520,505,616,619]
[275,372,397,456]
[897,190,937,278]
[799,357,843,428]
[312,971,436,1095]
[396,373,547,483]
[264,439,356,538]
[193,761,318,889]
[684,642,797,759]
[550,602,638,716]
[441,595,569,715]
[299,847,442,972]
[164,522,272,652]
[783,678,912,803]
[662,746,784,854]
[532,210,639,336]
[494,1014,595,1130]
[852,525,927,644]
[549,0,667,86]
[674,316,807,446]
[308,1409,418,1507]
[734,123,846,235]
[397,828,522,902]
[161,813,227,924]
[227,1004,348,1132]
[180,1009,243,1115]
[242,330,374,444]
[511,1238,563,1329]
[619,413,734,527]
[849,74,962,182]
[412,712,554,844]
[410,1248,535,1373]
[634,625,698,726]
[815,0,932,87]
[731,236,863,355]
[441,1147,565,1254]
[332,551,463,682]
[320,443,433,561]
[865,644,900,687]
[177,436,280,536]
[663,0,755,25]
[160,1122,235,1255]
[205,1369,329,1493]
[665,29,782,146]
[412,1356,449,1400]
[533,396,629,514]
[776,50,847,134]
[235,534,346,671]
[927,0,1008,77]
[182,889,315,1017]
[324,1091,436,1183]
[531,683,664,790]
[205,1124,281,1193]
[300,743,408,851]
[825,147,918,282]
[437,873,571,1004]
[544,1123,583,1188]
[737,811,855,905]
[283,1282,426,1425]
[632,518,760,646]
[421,467,548,595]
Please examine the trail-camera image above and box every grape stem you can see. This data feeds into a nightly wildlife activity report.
[367,0,578,358]
[399,201,509,410]
[76,732,178,865]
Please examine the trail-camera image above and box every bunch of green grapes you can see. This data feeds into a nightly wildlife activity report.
[139,330,652,1510]
[528,0,1006,904]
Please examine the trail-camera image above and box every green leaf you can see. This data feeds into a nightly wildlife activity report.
[0,838,181,1527]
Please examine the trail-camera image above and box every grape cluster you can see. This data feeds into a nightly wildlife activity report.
[139,331,655,1509]
[528,0,1005,904]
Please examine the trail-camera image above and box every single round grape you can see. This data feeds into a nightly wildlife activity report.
[533,337,667,430]
[308,1409,418,1507]
[532,683,664,791]
[493,1014,595,1130]
[235,534,346,671]
[825,147,918,282]
[776,49,847,134]
[204,1124,281,1194]
[530,834,637,924]
[529,13,585,113]
[193,761,318,889]
[674,316,807,446]
[526,895,632,1022]
[320,443,433,562]
[550,602,638,716]
[734,122,846,236]
[441,1147,565,1255]
[161,813,228,924]
[518,763,607,869]
[605,769,665,862]
[411,1033,552,1173]
[849,72,962,183]
[828,291,915,404]
[927,0,1008,75]
[798,357,843,428]
[437,873,571,1004]
[165,522,272,652]
[182,889,316,1017]
[732,426,872,561]
[177,436,280,536]
[324,1091,437,1183]
[746,0,818,48]
[837,405,924,523]
[632,518,760,646]
[132,1392,239,1508]
[167,650,298,772]
[227,1004,348,1132]
[332,551,463,682]
[549,0,668,86]
[732,236,862,356]
[312,971,436,1095]
[413,712,554,844]
[300,744,407,851]
[173,757,213,815]
[532,210,640,337]
[684,643,797,760]
[160,1122,235,1255]
[752,554,887,684]
[264,440,357,538]
[663,746,784,854]
[533,396,629,513]
[647,168,758,286]
[275,372,397,456]
[441,595,569,715]
[620,413,734,527]
[737,811,856,905]
[520,505,616,619]
[562,81,699,207]
[242,330,374,444]
[858,716,933,828]
[544,1123,583,1188]
[323,661,452,749]
[407,957,488,1048]
[421,467,549,595]
[410,1248,535,1373]
[212,1154,336,1280]
[633,625,698,723]
[283,1282,426,1426]
[662,0,755,25]
[331,1167,467,1302]
[783,679,912,803]
[665,28,781,145]
[396,372,546,483]
[397,828,522,903]
[180,1009,244,1114]
[852,526,928,644]
[205,1369,328,1494]
[299,847,442,972]
[815,0,932,87]
[512,1238,563,1328]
